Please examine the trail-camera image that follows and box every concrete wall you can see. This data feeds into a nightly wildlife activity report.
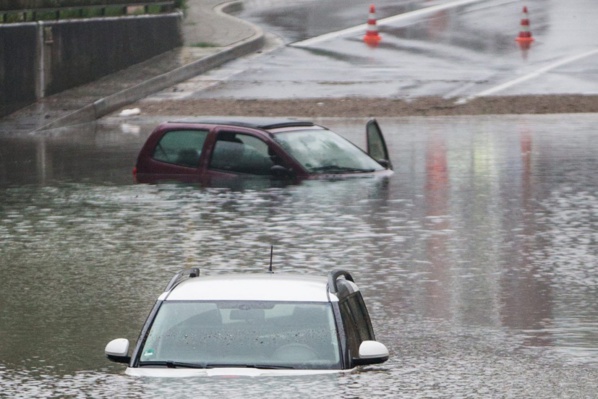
[0,13,182,118]
[0,24,38,117]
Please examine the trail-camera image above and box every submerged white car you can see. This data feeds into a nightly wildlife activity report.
[105,269,389,377]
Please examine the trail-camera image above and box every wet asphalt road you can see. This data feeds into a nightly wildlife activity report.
[147,0,598,101]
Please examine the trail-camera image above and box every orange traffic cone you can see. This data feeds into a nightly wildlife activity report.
[363,4,381,47]
[515,6,534,43]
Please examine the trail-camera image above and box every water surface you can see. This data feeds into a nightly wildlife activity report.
[1,114,597,397]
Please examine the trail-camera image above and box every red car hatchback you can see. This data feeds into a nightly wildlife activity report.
[133,118,392,184]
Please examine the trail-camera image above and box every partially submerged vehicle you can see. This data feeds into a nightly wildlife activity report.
[133,118,392,184]
[105,268,389,377]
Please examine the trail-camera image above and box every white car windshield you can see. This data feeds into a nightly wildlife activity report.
[138,301,341,370]
[273,129,385,174]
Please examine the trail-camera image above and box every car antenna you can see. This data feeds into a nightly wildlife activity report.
[268,245,274,273]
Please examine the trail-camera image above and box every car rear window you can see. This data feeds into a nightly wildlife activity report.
[152,129,208,168]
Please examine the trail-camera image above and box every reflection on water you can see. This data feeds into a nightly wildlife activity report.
[1,115,598,396]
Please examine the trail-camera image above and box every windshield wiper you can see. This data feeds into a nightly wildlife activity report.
[247,364,295,369]
[310,165,376,173]
[139,360,211,369]
[139,361,295,370]
[205,363,295,370]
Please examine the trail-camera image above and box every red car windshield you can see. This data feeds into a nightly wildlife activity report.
[273,129,384,174]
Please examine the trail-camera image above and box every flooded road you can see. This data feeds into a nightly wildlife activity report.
[1,114,598,397]
[170,0,598,101]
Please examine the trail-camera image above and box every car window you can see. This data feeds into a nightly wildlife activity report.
[139,301,341,369]
[339,300,361,357]
[152,129,208,168]
[273,129,384,174]
[347,293,375,341]
[339,293,375,357]
[366,119,389,163]
[209,132,274,175]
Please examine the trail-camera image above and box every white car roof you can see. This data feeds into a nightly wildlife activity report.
[160,273,342,302]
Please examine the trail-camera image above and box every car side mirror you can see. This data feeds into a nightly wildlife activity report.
[353,340,389,366]
[105,338,131,364]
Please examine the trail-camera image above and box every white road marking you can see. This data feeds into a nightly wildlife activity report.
[457,49,598,103]
[290,0,488,47]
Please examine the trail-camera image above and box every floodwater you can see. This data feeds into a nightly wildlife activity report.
[1,114,598,397]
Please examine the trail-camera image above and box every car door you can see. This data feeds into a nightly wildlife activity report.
[338,292,376,366]
[135,127,210,183]
[206,129,280,180]
[366,119,393,170]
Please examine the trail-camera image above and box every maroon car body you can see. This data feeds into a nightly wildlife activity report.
[133,118,392,185]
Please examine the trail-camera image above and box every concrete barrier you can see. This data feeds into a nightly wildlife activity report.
[37,29,265,131]
[36,3,265,131]
[42,13,183,96]
[0,24,37,117]
[0,12,182,118]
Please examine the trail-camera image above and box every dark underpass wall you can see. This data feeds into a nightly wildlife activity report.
[0,13,182,118]
[0,25,38,117]
[44,14,182,96]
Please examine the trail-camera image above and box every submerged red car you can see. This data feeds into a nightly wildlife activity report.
[133,118,392,184]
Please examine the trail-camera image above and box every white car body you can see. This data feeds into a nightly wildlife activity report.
[106,269,388,377]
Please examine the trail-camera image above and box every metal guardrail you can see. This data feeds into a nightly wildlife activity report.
[1,1,176,23]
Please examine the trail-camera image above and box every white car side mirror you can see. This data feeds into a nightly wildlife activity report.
[354,340,389,366]
[105,338,130,364]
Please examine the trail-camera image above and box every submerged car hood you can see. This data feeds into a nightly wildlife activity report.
[125,367,349,378]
